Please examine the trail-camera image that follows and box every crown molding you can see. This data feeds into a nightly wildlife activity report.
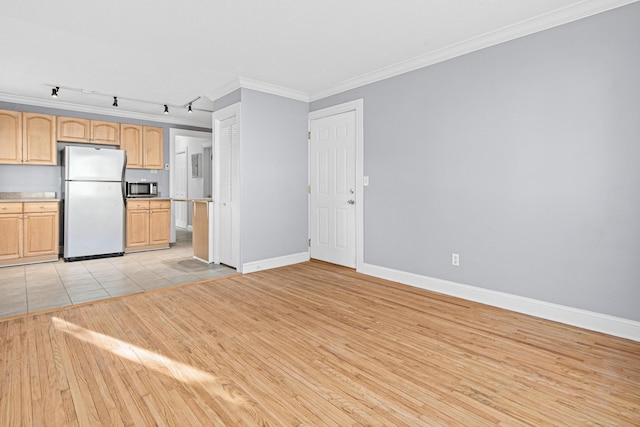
[310,0,639,102]
[238,77,309,102]
[207,79,242,105]
[0,92,212,128]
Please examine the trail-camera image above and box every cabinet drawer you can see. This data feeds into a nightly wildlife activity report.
[127,200,150,210]
[0,203,23,214]
[23,202,58,213]
[150,200,170,210]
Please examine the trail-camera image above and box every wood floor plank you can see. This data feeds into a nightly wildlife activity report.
[1,261,639,425]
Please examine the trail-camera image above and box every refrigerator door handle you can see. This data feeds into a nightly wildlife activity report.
[121,153,127,207]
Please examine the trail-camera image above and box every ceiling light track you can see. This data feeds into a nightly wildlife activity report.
[46,84,212,113]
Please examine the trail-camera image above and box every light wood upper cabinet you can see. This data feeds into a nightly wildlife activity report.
[143,126,164,169]
[22,113,56,165]
[121,125,163,169]
[0,110,22,164]
[57,117,91,142]
[121,124,143,168]
[57,117,120,145]
[1,110,56,165]
[2,108,161,168]
[92,120,120,145]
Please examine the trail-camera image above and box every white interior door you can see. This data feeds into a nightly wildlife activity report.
[217,113,239,268]
[174,151,188,229]
[309,110,356,268]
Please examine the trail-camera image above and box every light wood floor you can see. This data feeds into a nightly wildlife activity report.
[1,261,639,426]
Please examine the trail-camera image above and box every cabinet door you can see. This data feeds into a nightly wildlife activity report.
[126,209,149,247]
[0,110,22,164]
[23,113,56,165]
[0,213,23,260]
[57,117,91,143]
[149,208,170,245]
[143,126,164,169]
[121,124,143,168]
[23,212,59,257]
[92,120,120,145]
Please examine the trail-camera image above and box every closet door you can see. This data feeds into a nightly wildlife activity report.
[217,114,239,268]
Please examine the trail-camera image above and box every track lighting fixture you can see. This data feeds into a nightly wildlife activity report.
[45,84,210,115]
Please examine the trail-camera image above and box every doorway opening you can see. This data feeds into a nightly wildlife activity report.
[169,129,213,246]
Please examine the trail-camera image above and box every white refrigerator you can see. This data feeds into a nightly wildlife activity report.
[63,146,127,261]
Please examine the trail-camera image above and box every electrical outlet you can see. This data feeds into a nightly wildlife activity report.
[452,253,460,266]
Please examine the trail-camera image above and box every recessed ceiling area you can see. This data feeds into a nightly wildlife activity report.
[0,0,635,127]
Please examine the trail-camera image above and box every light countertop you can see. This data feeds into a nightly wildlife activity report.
[172,198,213,202]
[0,199,61,203]
[0,192,59,203]
[126,197,172,201]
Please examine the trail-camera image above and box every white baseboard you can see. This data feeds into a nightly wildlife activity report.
[242,252,310,274]
[359,263,640,342]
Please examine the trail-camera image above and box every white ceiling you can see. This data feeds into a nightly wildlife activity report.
[0,0,635,127]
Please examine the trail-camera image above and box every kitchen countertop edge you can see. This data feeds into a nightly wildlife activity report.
[0,198,61,203]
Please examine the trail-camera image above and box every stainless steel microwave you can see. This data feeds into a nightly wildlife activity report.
[126,181,158,198]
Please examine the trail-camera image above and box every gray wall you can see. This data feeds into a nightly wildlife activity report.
[310,3,640,321]
[213,89,241,112]
[0,101,210,199]
[239,88,309,265]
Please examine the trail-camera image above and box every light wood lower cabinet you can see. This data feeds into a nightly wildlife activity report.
[125,199,170,252]
[192,201,213,262]
[0,201,59,267]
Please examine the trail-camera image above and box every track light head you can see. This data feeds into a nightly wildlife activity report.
[188,104,193,113]
[164,104,169,114]
[113,96,118,107]
[51,87,59,98]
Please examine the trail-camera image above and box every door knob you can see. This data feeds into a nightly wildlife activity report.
[347,199,355,205]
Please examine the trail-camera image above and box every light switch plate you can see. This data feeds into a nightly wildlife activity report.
[364,176,369,186]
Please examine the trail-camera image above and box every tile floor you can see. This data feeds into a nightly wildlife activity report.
[0,229,236,319]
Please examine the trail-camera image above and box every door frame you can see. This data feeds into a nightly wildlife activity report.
[308,98,364,271]
[174,149,188,229]
[169,128,212,242]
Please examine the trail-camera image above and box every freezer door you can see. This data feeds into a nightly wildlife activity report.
[65,146,126,181]
[64,181,125,258]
